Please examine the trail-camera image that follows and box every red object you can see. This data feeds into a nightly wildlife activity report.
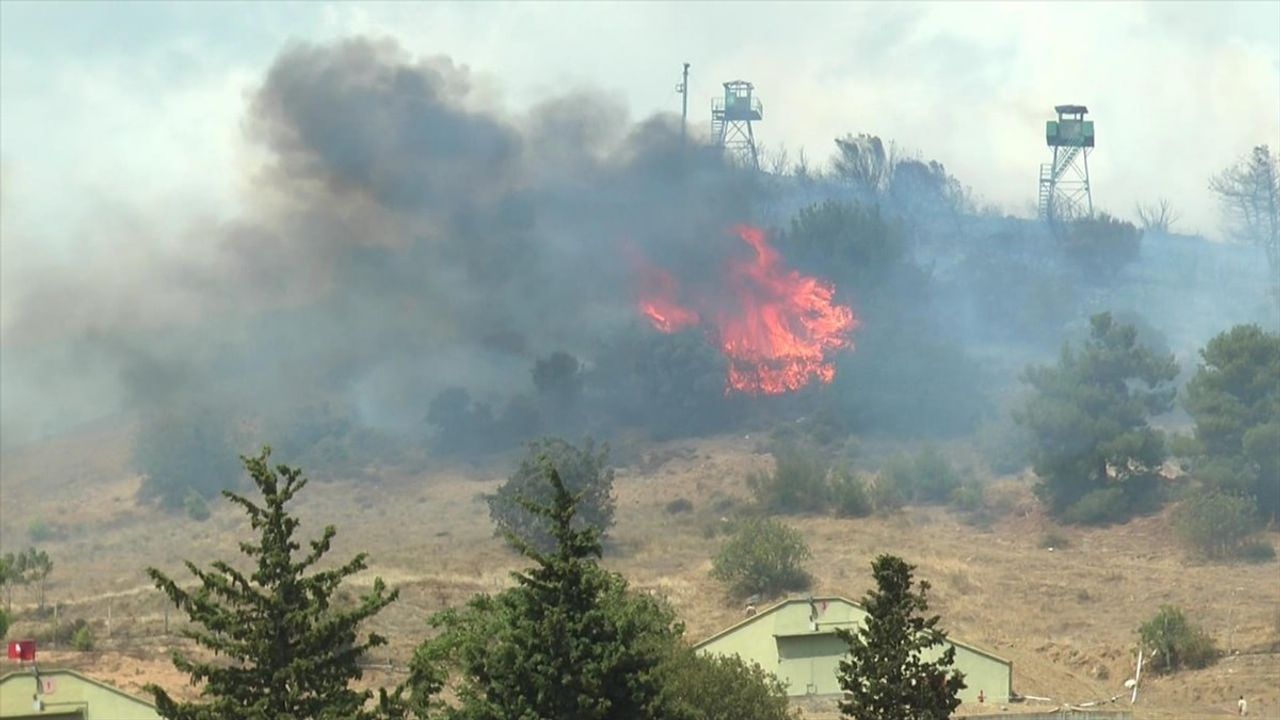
[7,640,36,661]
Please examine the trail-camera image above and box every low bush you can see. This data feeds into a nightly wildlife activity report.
[0,608,9,639]
[711,518,811,598]
[71,624,95,652]
[665,498,694,515]
[1061,487,1131,526]
[1238,540,1276,563]
[878,448,963,506]
[1138,605,1217,673]
[910,446,963,503]
[486,437,616,552]
[1038,530,1070,549]
[1172,490,1264,560]
[976,419,1031,475]
[39,618,89,648]
[949,483,985,513]
[662,646,797,720]
[27,520,58,543]
[748,444,830,515]
[878,454,915,504]
[830,470,872,518]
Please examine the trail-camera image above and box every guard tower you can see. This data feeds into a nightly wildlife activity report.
[1038,104,1094,222]
[712,80,763,170]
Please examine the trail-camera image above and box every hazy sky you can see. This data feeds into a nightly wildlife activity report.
[2,1,1278,323]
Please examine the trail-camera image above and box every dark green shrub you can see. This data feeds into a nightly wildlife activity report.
[1061,487,1131,526]
[27,519,57,542]
[711,518,811,598]
[486,437,615,552]
[1239,540,1276,563]
[1138,605,1218,673]
[0,608,9,639]
[949,483,985,513]
[664,498,693,515]
[878,453,914,499]
[1172,491,1264,560]
[830,470,872,518]
[662,646,796,720]
[71,624,95,651]
[1038,530,1070,549]
[748,444,829,515]
[910,446,962,503]
[184,492,211,522]
[39,617,88,648]
[976,419,1030,475]
[877,449,963,506]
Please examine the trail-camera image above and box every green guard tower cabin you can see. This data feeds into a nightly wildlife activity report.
[1038,104,1095,223]
[712,80,763,171]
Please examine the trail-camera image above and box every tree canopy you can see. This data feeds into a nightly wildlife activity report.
[416,461,675,719]
[1210,145,1279,298]
[1183,324,1280,520]
[836,555,965,720]
[1016,312,1178,522]
[486,437,616,552]
[146,448,398,720]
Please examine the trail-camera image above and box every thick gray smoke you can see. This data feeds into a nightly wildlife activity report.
[3,37,1273,454]
[0,37,760,445]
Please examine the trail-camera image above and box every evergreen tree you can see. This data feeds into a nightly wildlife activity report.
[836,555,965,720]
[418,459,674,719]
[1183,324,1280,520]
[660,648,797,720]
[1016,312,1178,522]
[146,448,399,720]
[486,437,616,553]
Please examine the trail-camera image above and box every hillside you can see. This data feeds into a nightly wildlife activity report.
[1,420,1277,718]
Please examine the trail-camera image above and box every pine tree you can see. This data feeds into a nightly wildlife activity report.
[837,555,965,720]
[146,447,399,720]
[419,459,674,719]
[1016,312,1178,522]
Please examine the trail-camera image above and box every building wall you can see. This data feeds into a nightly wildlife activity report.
[0,671,161,720]
[696,598,1012,705]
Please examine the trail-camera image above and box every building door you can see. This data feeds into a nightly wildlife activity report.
[775,634,849,695]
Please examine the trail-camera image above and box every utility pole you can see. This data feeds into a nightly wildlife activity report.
[677,62,690,147]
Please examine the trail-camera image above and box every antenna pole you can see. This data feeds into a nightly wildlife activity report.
[678,62,690,148]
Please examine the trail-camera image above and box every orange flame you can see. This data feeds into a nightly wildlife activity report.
[635,224,858,395]
[636,263,700,333]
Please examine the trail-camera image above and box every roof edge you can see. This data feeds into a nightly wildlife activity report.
[692,595,1012,667]
[0,667,159,709]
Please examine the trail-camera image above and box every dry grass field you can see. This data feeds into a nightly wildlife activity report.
[1,418,1277,718]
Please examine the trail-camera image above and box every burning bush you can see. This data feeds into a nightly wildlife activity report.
[487,437,616,552]
[633,224,857,397]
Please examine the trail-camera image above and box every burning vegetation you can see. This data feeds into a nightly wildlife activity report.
[637,224,858,395]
